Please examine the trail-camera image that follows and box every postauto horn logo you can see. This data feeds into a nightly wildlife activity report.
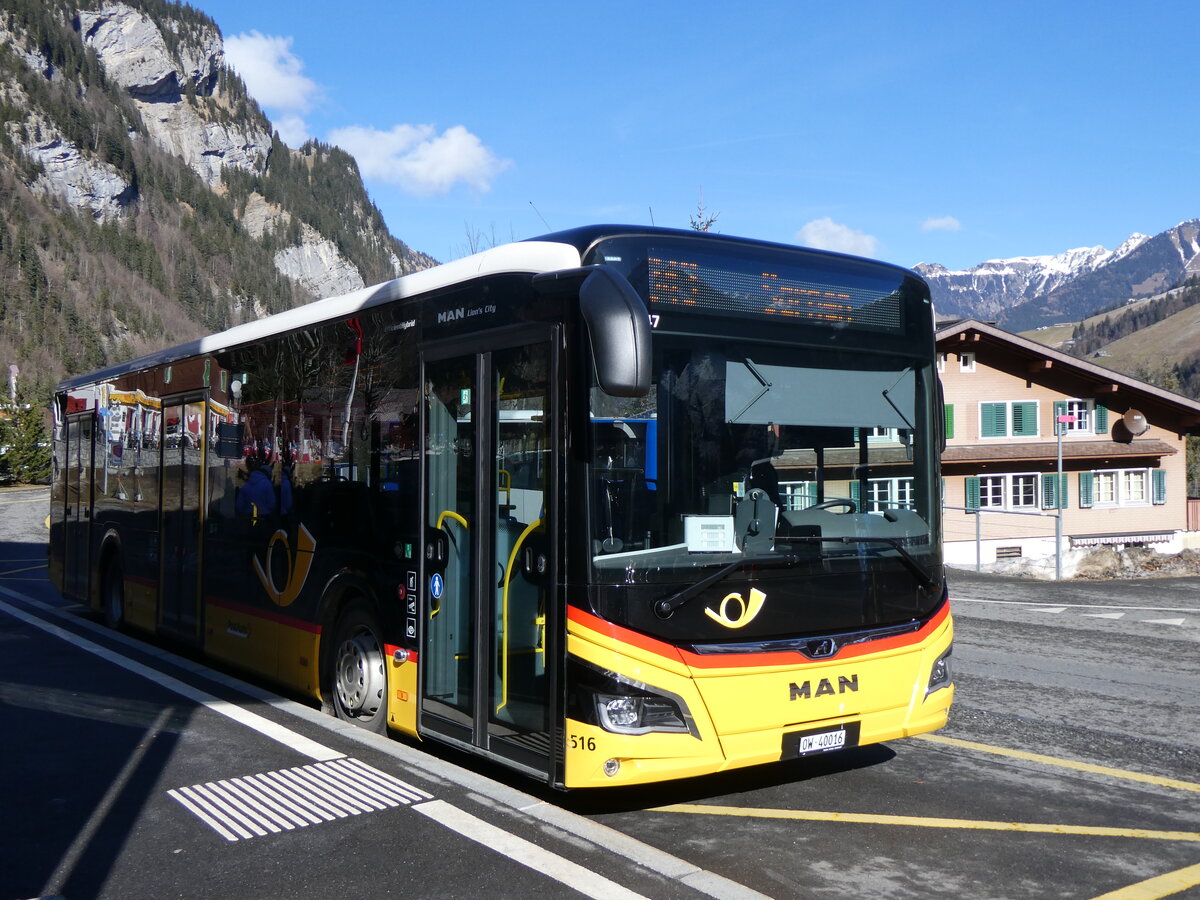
[705,588,766,629]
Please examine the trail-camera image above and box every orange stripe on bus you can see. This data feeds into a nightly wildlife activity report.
[205,595,322,634]
[567,601,949,670]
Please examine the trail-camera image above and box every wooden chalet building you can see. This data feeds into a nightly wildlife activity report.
[937,319,1200,569]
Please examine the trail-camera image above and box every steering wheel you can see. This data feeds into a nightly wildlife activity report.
[809,497,857,513]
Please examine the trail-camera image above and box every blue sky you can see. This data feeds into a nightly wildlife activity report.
[196,0,1197,271]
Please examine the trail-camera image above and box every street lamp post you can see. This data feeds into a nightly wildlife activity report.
[1055,412,1076,581]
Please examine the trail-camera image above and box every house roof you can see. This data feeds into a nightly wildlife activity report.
[936,319,1200,435]
[941,439,1178,465]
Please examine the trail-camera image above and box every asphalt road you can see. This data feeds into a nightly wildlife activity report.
[3,486,1198,899]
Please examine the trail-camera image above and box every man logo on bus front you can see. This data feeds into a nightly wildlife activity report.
[705,588,766,629]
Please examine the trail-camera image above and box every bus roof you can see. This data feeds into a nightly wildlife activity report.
[56,239,582,392]
[57,225,925,393]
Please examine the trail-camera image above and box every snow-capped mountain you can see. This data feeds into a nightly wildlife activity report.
[916,233,1149,322]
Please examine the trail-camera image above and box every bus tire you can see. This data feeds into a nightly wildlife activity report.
[102,560,125,630]
[330,601,387,733]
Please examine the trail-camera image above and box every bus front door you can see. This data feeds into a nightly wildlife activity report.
[159,397,206,642]
[420,330,559,782]
[62,414,94,603]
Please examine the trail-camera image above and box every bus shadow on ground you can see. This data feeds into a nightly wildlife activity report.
[557,744,898,816]
[0,606,191,900]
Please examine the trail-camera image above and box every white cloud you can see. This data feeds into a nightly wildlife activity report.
[922,216,962,233]
[272,114,309,147]
[224,31,320,143]
[796,217,879,257]
[328,124,511,196]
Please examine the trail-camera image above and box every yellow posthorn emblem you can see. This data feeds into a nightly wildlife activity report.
[253,524,316,607]
[705,587,766,629]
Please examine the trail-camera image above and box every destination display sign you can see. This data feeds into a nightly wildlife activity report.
[645,249,905,331]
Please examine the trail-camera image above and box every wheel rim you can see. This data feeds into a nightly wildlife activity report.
[334,626,384,719]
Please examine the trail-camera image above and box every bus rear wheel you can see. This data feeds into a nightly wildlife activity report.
[102,561,125,630]
[330,602,387,733]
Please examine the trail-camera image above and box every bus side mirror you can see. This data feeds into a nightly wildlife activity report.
[579,267,651,398]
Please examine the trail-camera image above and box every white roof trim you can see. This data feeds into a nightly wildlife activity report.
[58,241,582,391]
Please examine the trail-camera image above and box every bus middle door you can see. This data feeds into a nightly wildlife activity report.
[420,328,559,783]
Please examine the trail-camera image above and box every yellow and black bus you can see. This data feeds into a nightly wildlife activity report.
[50,226,953,789]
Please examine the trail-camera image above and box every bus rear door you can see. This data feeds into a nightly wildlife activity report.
[159,396,206,642]
[62,413,94,602]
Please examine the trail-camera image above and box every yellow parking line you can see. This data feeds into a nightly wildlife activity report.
[0,497,49,504]
[652,804,1200,843]
[1088,861,1200,900]
[915,734,1200,794]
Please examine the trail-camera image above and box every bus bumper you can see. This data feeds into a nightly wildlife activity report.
[564,608,954,789]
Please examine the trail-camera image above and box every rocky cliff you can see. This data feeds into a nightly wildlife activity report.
[0,0,435,395]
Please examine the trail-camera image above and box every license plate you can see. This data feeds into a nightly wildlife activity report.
[797,729,845,754]
[781,721,860,759]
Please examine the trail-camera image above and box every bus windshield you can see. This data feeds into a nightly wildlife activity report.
[589,338,940,598]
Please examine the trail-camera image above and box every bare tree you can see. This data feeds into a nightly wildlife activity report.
[689,190,720,232]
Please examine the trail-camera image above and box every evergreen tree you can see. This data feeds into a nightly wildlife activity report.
[0,393,51,484]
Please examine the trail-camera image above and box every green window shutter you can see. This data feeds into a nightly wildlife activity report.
[944,404,955,440]
[1094,405,1109,434]
[1012,402,1038,437]
[965,476,980,511]
[1053,400,1066,434]
[1079,472,1094,508]
[1152,469,1166,505]
[981,402,1007,437]
[1041,473,1068,509]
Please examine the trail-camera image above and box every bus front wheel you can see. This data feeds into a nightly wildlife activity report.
[330,602,387,733]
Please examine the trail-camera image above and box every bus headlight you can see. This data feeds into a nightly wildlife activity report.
[926,648,952,694]
[596,694,689,734]
[568,657,698,737]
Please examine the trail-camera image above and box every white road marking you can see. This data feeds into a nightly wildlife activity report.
[954,595,1193,625]
[954,596,1192,614]
[170,759,432,842]
[414,799,651,900]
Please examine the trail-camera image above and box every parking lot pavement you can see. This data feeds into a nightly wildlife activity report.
[0,587,764,900]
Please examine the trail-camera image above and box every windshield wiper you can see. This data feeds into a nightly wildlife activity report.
[776,534,938,591]
[654,554,803,619]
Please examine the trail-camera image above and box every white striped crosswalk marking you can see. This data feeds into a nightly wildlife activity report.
[169,758,433,841]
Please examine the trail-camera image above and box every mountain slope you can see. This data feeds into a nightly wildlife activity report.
[920,221,1200,331]
[998,221,1200,330]
[916,237,1145,321]
[0,0,434,398]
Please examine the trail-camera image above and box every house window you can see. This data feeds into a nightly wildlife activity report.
[1057,402,1111,436]
[866,477,914,512]
[980,401,1039,438]
[1124,470,1147,503]
[959,352,976,373]
[938,353,948,373]
[780,481,818,511]
[1081,468,1164,508]
[969,473,1038,511]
